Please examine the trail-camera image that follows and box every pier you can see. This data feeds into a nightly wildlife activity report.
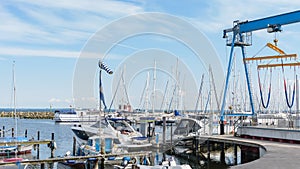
[186,133,300,168]
[0,151,152,168]
[216,135,300,169]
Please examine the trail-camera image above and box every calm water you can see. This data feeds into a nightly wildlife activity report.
[0,118,229,169]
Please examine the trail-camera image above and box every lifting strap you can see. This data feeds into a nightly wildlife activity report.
[257,69,272,109]
[281,61,296,108]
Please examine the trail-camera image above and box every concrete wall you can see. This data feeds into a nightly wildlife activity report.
[237,126,300,141]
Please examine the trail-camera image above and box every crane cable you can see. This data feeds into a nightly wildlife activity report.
[257,68,272,108]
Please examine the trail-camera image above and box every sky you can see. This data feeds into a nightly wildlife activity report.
[1,0,300,110]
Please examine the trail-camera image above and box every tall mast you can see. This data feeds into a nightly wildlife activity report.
[13,61,17,137]
[152,60,156,113]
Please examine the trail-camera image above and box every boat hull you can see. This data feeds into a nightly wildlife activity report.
[0,144,32,156]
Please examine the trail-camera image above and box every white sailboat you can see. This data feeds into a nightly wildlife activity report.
[0,61,33,157]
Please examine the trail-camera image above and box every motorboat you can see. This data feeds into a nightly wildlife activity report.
[72,118,143,143]
[170,117,208,143]
[114,156,192,169]
[72,118,152,153]
[54,109,99,123]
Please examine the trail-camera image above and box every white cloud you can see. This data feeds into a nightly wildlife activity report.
[0,1,144,51]
[48,98,61,103]
[0,47,79,58]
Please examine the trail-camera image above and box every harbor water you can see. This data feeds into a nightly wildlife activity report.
[0,117,231,169]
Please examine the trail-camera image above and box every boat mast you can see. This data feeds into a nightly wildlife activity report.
[13,61,18,137]
[152,60,156,114]
[145,72,150,115]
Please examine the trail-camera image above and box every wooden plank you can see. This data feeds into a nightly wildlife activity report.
[244,54,297,61]
[258,62,300,69]
[0,151,152,166]
[0,140,52,146]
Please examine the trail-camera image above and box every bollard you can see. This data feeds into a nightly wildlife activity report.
[2,126,4,137]
[12,128,14,137]
[25,129,27,138]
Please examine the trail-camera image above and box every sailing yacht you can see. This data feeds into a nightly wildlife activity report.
[0,61,33,157]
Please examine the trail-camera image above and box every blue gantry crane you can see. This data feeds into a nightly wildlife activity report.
[220,10,300,135]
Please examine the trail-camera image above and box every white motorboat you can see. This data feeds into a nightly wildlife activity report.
[170,117,208,143]
[54,109,99,123]
[73,118,152,153]
[137,156,192,169]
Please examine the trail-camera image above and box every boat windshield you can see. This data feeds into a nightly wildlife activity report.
[90,119,109,128]
[173,119,201,135]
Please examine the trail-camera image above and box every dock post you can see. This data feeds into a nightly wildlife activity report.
[97,158,102,169]
[73,137,76,156]
[148,122,151,143]
[2,126,5,137]
[51,133,55,158]
[37,131,40,159]
[170,123,173,148]
[192,137,196,154]
[40,163,45,169]
[207,140,210,160]
[25,129,27,138]
[234,144,238,165]
[12,128,14,137]
[220,143,225,164]
[162,117,166,144]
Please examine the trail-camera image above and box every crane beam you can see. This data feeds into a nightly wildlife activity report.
[266,43,285,54]
[224,10,300,36]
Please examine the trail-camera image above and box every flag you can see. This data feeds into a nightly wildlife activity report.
[99,61,113,74]
[99,70,107,109]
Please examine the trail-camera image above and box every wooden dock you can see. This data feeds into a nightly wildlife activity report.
[0,151,152,168]
[0,139,52,146]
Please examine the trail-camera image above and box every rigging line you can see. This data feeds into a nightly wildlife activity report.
[257,68,272,109]
[159,80,169,111]
[138,79,148,110]
[251,44,267,58]
[194,74,205,114]
[167,85,177,113]
[107,71,124,113]
[121,72,131,105]
[281,59,296,108]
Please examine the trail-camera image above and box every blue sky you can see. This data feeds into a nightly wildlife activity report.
[0,0,300,110]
